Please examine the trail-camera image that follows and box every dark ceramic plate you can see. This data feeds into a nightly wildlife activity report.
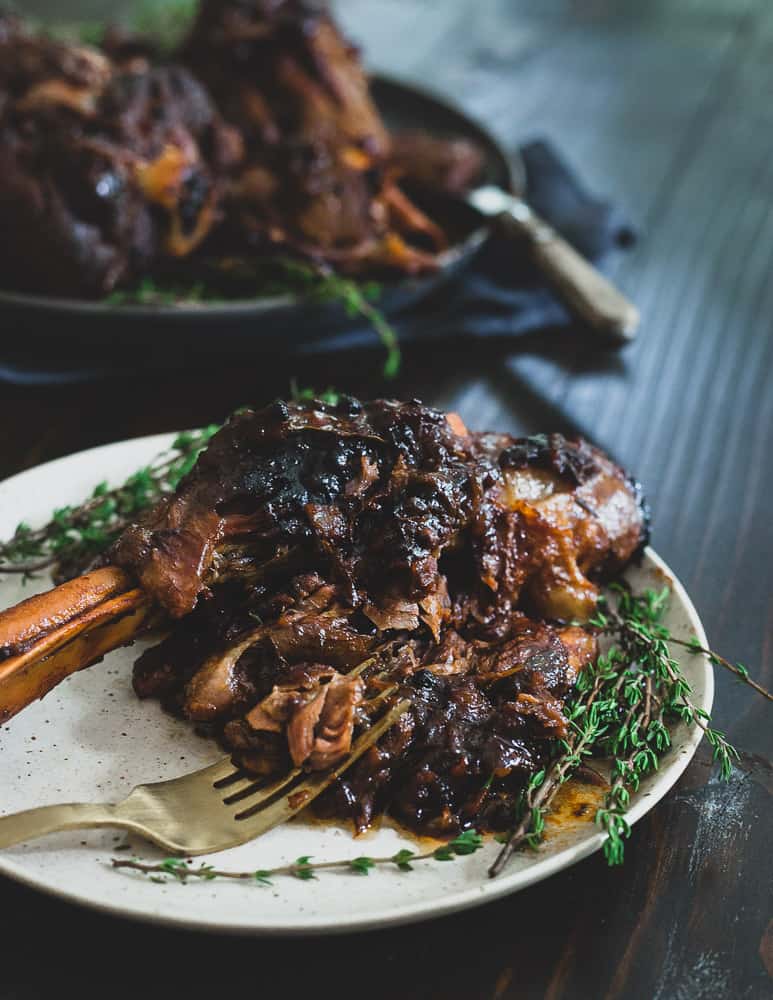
[0,75,518,359]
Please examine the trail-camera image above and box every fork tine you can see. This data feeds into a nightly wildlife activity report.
[212,658,394,806]
[221,767,301,805]
[233,695,411,835]
[212,768,248,789]
[345,648,385,681]
[216,650,401,809]
[345,637,402,680]
[195,758,244,784]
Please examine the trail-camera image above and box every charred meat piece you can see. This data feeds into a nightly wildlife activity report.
[183,0,389,157]
[108,395,643,834]
[0,15,112,102]
[0,15,241,296]
[133,582,594,836]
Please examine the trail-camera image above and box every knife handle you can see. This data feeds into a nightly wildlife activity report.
[509,210,640,342]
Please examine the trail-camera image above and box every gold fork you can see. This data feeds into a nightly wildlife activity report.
[0,693,409,856]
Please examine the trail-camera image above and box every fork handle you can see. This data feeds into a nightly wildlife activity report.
[0,803,121,849]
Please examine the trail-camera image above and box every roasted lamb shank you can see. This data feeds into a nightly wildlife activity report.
[0,3,475,297]
[0,398,646,835]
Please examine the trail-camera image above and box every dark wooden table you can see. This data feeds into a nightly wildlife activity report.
[2,2,772,997]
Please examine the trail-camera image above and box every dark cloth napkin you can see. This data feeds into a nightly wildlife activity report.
[0,140,635,385]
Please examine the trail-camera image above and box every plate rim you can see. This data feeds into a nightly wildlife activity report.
[0,434,713,935]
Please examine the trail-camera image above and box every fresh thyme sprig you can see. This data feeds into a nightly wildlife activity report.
[106,259,401,378]
[489,665,612,876]
[490,644,656,873]
[0,425,219,581]
[111,830,484,885]
[270,260,401,379]
[131,0,198,52]
[288,380,341,407]
[584,587,742,860]
[594,586,743,779]
[491,584,769,874]
[104,277,203,307]
[56,0,199,51]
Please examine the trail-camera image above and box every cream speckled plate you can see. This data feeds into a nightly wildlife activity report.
[0,434,713,935]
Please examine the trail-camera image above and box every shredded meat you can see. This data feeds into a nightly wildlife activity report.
[313,618,592,836]
[294,672,364,769]
[181,0,446,273]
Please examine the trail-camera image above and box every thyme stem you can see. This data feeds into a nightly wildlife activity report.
[290,263,401,379]
[111,830,484,885]
[670,637,773,702]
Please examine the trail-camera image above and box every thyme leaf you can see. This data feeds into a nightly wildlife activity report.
[289,380,341,407]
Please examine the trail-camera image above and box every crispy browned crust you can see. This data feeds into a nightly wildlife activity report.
[111,401,647,627]
[0,15,240,297]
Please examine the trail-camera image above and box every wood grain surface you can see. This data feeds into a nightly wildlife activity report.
[1,2,772,998]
